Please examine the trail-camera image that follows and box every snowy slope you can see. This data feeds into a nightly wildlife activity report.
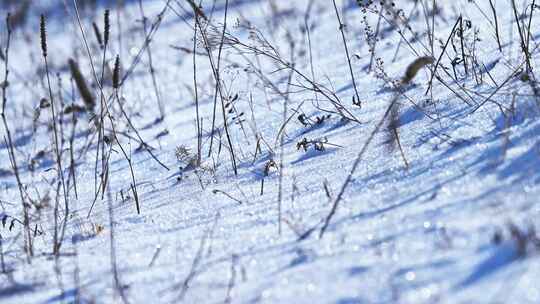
[1,0,539,303]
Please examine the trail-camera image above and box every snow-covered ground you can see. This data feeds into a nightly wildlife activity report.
[1,0,539,303]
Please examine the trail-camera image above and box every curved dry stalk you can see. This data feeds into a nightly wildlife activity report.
[319,56,433,239]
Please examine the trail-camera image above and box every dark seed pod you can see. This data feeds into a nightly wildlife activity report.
[403,56,434,84]
[40,14,47,58]
[39,98,51,108]
[112,55,120,89]
[92,22,103,49]
[69,59,95,111]
[5,12,11,34]
[104,9,110,46]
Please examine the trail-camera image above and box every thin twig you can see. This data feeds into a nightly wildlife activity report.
[331,0,362,106]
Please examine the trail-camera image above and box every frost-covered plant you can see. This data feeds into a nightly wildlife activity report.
[175,145,198,171]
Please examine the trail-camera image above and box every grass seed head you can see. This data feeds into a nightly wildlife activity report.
[104,9,110,46]
[92,22,103,49]
[68,59,95,111]
[113,55,120,89]
[40,14,47,58]
[403,56,434,84]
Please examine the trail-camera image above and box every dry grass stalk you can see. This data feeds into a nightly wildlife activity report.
[40,14,70,255]
[2,13,33,262]
[185,0,208,21]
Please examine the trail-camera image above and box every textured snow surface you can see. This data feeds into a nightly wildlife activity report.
[0,0,539,303]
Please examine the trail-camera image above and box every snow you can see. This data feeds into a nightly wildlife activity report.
[1,0,539,303]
